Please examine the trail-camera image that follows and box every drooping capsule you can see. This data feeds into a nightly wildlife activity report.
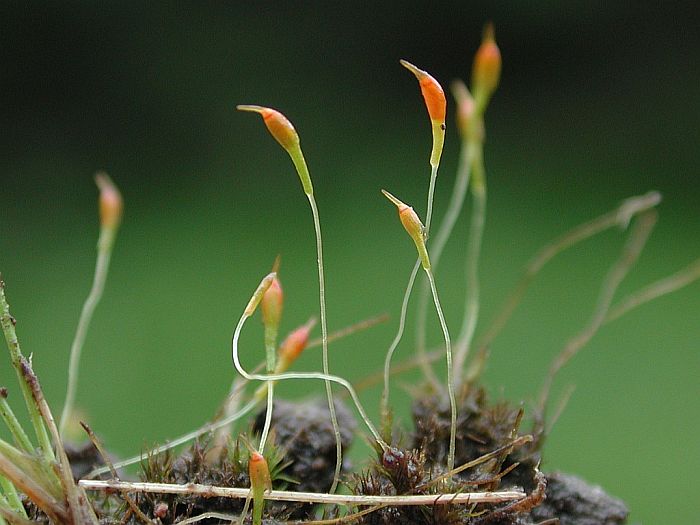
[400,60,447,168]
[237,105,314,195]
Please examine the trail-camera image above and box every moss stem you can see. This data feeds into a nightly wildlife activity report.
[425,268,456,472]
[453,144,487,380]
[232,277,387,452]
[306,194,343,493]
[416,139,475,364]
[60,226,116,438]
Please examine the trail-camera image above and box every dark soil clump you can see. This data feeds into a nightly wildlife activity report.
[253,397,357,494]
[530,471,629,525]
[347,387,629,524]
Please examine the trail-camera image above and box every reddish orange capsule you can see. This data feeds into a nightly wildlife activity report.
[450,79,477,140]
[237,105,300,152]
[261,275,283,330]
[400,60,447,124]
[277,319,315,371]
[382,190,431,270]
[95,172,123,230]
[249,451,272,492]
[249,451,272,525]
[472,23,501,105]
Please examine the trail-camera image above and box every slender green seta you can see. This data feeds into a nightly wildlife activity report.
[425,268,456,472]
[60,173,122,438]
[237,105,342,491]
[258,269,282,453]
[453,144,487,378]
[232,274,388,451]
[383,61,447,415]
[382,191,456,471]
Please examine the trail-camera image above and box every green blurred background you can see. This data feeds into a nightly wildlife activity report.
[1,2,698,522]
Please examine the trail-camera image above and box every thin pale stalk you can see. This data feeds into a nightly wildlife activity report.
[211,375,247,458]
[425,269,456,472]
[466,191,662,383]
[0,281,54,462]
[258,323,278,453]
[258,385,274,454]
[239,492,251,525]
[173,512,239,525]
[422,434,532,489]
[381,259,438,421]
[306,313,388,349]
[232,299,387,451]
[538,210,657,412]
[0,395,33,453]
[80,479,525,506]
[424,163,439,233]
[60,227,116,437]
[454,146,487,379]
[306,194,342,494]
[415,139,475,375]
[383,161,445,408]
[80,422,157,525]
[299,503,389,525]
[606,257,700,323]
[88,397,260,478]
[355,347,444,393]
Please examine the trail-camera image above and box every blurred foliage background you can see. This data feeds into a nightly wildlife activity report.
[1,2,698,522]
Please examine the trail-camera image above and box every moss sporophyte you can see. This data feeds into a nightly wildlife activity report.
[2,23,700,525]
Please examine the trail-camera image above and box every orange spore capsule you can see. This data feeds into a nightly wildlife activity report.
[237,105,300,152]
[261,275,283,330]
[400,60,447,123]
[472,23,501,105]
[249,451,272,492]
[95,172,123,230]
[382,190,431,270]
[277,319,316,371]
